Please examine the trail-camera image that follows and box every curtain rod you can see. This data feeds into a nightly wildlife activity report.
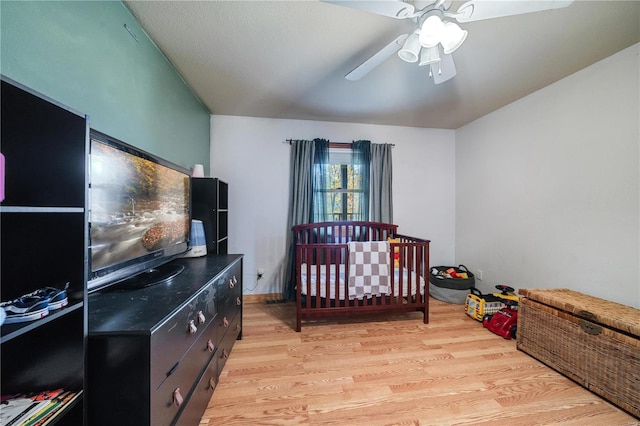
[284,139,394,147]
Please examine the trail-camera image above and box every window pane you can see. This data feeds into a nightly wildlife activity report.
[349,165,362,190]
[327,165,340,189]
[313,162,365,222]
[331,192,343,221]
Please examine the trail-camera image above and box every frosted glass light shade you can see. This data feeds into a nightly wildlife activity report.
[441,22,468,54]
[398,32,421,63]
[419,46,441,66]
[192,164,204,177]
[419,15,444,48]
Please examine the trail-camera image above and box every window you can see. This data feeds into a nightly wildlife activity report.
[313,149,366,222]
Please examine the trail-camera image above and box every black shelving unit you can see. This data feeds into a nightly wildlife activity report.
[0,76,88,424]
[192,178,229,254]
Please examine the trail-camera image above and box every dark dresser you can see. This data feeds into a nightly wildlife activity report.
[87,255,243,426]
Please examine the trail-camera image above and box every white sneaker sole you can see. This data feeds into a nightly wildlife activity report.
[3,307,49,323]
[48,297,69,310]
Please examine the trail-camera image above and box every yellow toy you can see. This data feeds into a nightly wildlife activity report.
[492,285,519,303]
[388,238,400,267]
[465,285,518,321]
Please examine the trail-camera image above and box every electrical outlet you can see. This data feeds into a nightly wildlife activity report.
[476,269,483,280]
[257,268,265,280]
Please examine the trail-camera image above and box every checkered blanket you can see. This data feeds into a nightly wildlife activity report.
[348,241,390,300]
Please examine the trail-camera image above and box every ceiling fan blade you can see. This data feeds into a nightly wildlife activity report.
[346,34,409,81]
[453,0,574,23]
[323,1,416,19]
[430,53,456,84]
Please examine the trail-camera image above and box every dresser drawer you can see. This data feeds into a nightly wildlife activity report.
[173,353,220,426]
[150,280,217,390]
[217,311,242,375]
[217,261,242,320]
[217,296,242,337]
[151,313,219,426]
[158,266,241,425]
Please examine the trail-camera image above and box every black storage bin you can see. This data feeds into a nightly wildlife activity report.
[429,265,475,304]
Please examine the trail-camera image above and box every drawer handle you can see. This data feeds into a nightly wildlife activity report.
[197,310,206,324]
[208,377,216,391]
[222,349,229,359]
[232,276,238,285]
[236,324,242,333]
[229,278,235,289]
[207,339,215,352]
[236,297,242,306]
[223,316,229,328]
[173,388,184,407]
[188,320,198,335]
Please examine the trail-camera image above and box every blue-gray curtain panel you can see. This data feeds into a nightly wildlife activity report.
[283,139,330,300]
[283,140,315,300]
[370,143,393,223]
[352,140,371,221]
[311,139,330,222]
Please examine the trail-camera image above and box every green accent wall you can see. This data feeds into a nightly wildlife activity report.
[0,1,210,172]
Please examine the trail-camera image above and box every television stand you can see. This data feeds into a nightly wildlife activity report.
[116,263,185,289]
[88,255,243,426]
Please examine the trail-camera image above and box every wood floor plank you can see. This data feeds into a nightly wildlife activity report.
[202,299,639,425]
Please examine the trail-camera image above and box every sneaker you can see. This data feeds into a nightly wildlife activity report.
[0,297,49,324]
[25,285,69,310]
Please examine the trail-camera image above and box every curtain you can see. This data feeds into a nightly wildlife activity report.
[370,143,393,223]
[283,139,392,299]
[283,138,330,300]
[352,140,371,222]
[311,139,330,222]
[283,140,315,300]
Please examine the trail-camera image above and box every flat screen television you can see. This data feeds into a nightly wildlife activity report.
[88,130,191,291]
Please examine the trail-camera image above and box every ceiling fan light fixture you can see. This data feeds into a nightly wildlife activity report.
[440,22,467,54]
[419,46,441,66]
[398,32,421,63]
[419,15,444,48]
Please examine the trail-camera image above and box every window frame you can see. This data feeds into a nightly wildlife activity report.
[313,147,365,222]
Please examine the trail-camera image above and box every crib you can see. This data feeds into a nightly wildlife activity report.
[293,221,430,332]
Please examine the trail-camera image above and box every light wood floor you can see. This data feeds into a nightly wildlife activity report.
[200,298,638,425]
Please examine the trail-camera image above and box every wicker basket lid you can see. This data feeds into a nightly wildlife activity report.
[519,288,640,337]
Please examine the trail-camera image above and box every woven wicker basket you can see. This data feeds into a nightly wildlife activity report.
[517,288,640,418]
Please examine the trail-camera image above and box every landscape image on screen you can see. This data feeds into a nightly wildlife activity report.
[90,139,190,274]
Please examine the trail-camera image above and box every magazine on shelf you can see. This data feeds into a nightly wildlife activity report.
[0,389,81,426]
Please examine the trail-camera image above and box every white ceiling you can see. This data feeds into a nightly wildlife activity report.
[124,0,639,129]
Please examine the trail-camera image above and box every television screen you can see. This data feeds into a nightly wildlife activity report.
[88,131,190,291]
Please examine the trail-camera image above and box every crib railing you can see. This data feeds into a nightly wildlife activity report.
[293,221,398,245]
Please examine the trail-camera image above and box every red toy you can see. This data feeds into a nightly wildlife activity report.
[483,299,518,339]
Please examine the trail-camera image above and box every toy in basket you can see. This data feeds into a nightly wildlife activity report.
[429,265,475,304]
[465,285,518,321]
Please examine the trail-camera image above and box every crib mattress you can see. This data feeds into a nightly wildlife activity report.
[299,263,425,299]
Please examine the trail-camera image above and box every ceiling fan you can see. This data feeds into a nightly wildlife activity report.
[325,0,574,84]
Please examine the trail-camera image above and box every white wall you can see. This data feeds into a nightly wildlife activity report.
[210,117,456,296]
[455,44,640,308]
